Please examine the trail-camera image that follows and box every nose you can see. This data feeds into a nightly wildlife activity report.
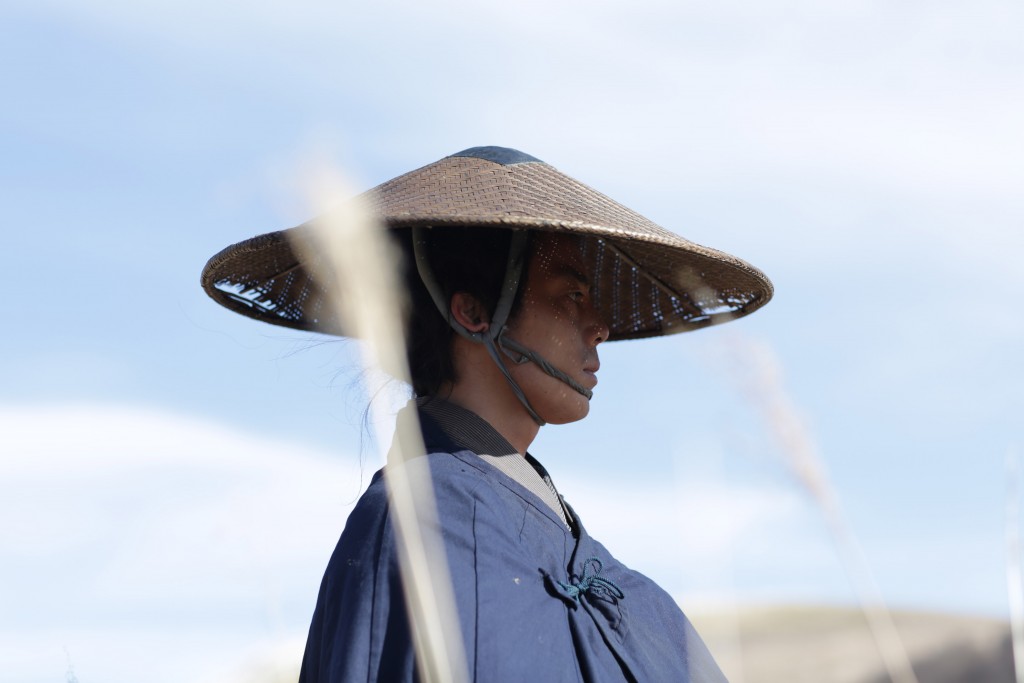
[587,305,610,346]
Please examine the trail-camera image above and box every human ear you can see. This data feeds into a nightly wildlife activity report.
[450,292,490,333]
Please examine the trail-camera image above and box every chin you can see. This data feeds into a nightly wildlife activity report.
[540,397,591,425]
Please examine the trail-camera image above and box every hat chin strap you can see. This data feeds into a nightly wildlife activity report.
[412,228,593,427]
[495,330,594,401]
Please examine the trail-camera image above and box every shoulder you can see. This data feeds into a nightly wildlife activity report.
[340,449,521,537]
[405,449,539,537]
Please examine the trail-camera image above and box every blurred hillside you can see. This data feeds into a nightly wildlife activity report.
[692,605,1013,683]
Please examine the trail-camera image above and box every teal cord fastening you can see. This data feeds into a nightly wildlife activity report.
[557,558,624,602]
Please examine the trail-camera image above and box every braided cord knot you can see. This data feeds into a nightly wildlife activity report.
[557,557,624,602]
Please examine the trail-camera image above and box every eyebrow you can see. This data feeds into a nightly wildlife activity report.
[551,264,591,289]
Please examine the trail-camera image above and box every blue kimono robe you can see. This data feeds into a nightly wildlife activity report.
[299,412,726,682]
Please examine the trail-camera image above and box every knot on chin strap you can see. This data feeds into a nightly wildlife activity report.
[478,328,595,427]
[497,330,594,401]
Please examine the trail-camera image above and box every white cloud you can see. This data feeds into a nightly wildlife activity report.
[570,475,804,567]
[1,403,365,683]
[0,403,368,557]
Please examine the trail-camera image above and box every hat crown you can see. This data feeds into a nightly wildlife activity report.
[449,146,542,166]
[366,146,669,231]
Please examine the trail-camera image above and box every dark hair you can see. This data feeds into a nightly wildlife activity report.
[398,226,526,397]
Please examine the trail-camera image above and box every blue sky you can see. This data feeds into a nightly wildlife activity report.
[2,1,1022,681]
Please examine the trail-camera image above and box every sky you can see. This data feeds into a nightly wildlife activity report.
[2,0,1022,681]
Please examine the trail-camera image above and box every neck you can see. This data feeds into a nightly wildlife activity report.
[440,341,541,455]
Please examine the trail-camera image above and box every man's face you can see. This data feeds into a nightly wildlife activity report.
[504,233,610,425]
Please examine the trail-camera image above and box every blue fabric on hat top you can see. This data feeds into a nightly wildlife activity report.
[298,406,727,682]
[450,146,542,166]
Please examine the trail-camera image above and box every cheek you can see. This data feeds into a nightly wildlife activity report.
[512,304,562,335]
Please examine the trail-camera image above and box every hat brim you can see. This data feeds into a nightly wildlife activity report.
[201,150,773,340]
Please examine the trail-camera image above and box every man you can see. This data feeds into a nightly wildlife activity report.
[202,146,772,681]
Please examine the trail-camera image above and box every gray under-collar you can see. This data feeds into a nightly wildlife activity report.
[417,397,572,529]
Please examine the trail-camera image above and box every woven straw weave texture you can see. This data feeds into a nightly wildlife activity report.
[202,151,773,340]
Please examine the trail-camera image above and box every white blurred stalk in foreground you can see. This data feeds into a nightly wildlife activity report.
[291,165,469,683]
[1005,448,1024,683]
[725,334,920,683]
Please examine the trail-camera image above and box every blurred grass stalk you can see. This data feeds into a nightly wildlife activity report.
[726,334,919,683]
[293,165,470,683]
[1005,449,1024,683]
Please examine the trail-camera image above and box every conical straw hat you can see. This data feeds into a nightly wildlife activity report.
[201,146,772,340]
